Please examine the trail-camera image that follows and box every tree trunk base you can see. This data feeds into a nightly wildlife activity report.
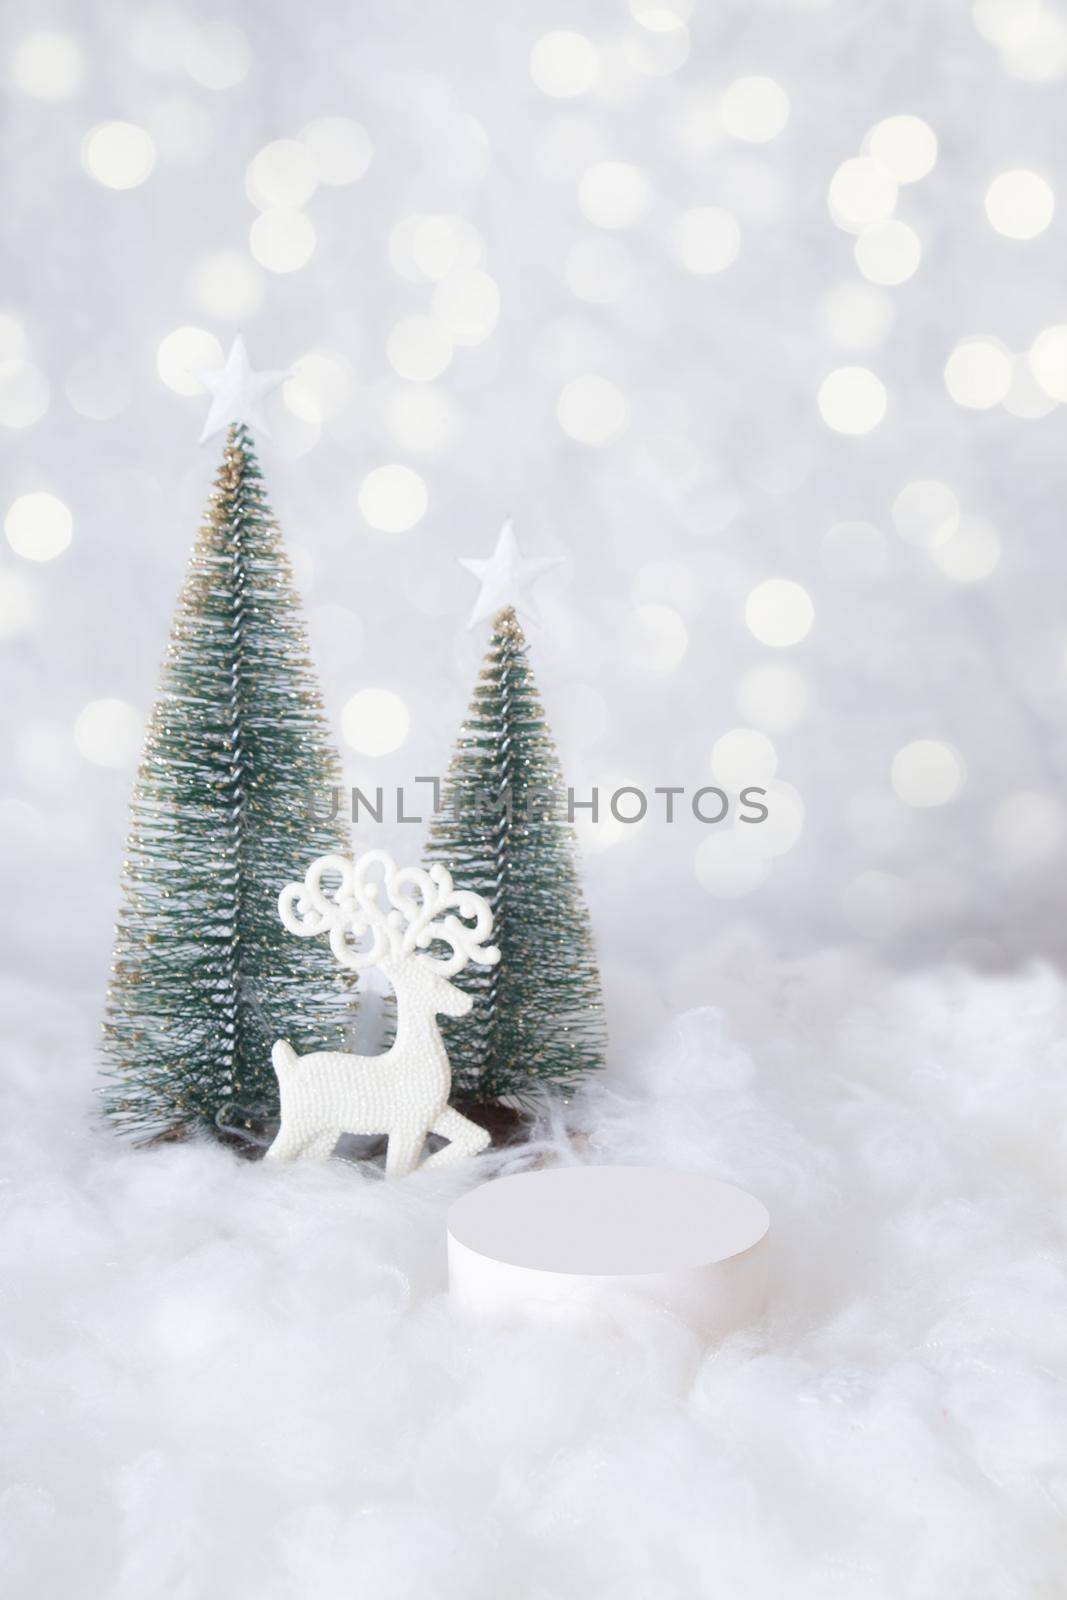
[452,1099,534,1148]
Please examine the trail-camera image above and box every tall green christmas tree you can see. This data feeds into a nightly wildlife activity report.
[426,606,605,1105]
[101,422,352,1144]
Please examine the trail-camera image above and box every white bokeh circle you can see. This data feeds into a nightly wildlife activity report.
[0,362,50,428]
[854,221,921,286]
[184,21,250,89]
[821,284,894,350]
[157,327,224,396]
[984,169,1055,239]
[342,689,411,757]
[0,569,37,637]
[530,31,598,97]
[892,480,960,549]
[0,313,27,366]
[246,139,318,210]
[758,780,805,856]
[387,316,453,382]
[5,492,73,562]
[65,350,133,422]
[578,162,651,228]
[249,209,316,273]
[828,157,898,233]
[672,207,741,274]
[986,7,1067,83]
[74,698,142,767]
[944,337,1012,409]
[148,98,214,168]
[633,603,688,671]
[624,17,691,79]
[284,350,355,424]
[988,791,1063,867]
[720,76,790,143]
[300,117,373,185]
[891,739,965,807]
[386,388,456,455]
[558,375,631,445]
[81,122,156,189]
[817,367,887,434]
[431,269,500,346]
[711,727,778,790]
[1002,355,1058,419]
[864,115,938,183]
[358,465,428,533]
[190,252,265,319]
[574,772,648,854]
[13,31,84,99]
[1028,326,1067,401]
[930,516,1001,583]
[745,579,814,647]
[390,215,486,284]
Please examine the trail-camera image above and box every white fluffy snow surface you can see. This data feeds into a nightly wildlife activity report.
[2,958,1066,1599]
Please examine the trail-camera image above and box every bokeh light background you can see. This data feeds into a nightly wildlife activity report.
[2,0,1065,1045]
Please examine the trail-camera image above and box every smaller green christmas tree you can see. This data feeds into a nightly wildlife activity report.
[426,607,605,1104]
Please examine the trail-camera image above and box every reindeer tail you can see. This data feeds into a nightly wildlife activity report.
[271,1039,298,1076]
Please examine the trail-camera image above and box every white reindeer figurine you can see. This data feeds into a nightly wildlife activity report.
[265,849,500,1175]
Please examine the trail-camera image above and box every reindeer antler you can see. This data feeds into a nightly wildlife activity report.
[278,850,395,971]
[389,862,500,976]
[278,850,500,977]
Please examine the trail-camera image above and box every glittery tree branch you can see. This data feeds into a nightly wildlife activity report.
[100,425,353,1143]
[426,606,605,1104]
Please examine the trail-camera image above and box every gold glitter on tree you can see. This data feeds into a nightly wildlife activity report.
[101,425,353,1143]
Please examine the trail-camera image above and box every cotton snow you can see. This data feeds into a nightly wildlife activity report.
[2,960,1065,1597]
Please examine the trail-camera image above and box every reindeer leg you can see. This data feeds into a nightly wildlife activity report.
[421,1106,491,1170]
[303,1129,339,1160]
[385,1123,426,1178]
[263,1126,308,1162]
[264,1115,339,1162]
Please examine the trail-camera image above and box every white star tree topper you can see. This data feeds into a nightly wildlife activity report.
[459,519,566,629]
[195,333,290,444]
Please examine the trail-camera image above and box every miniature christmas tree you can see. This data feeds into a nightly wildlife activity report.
[426,606,605,1104]
[101,423,352,1143]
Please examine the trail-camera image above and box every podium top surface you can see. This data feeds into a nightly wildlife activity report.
[447,1164,770,1277]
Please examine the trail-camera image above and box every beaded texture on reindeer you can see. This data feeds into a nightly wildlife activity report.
[101,424,353,1143]
[266,850,498,1173]
[426,606,605,1104]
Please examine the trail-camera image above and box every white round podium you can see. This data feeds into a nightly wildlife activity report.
[447,1165,770,1341]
